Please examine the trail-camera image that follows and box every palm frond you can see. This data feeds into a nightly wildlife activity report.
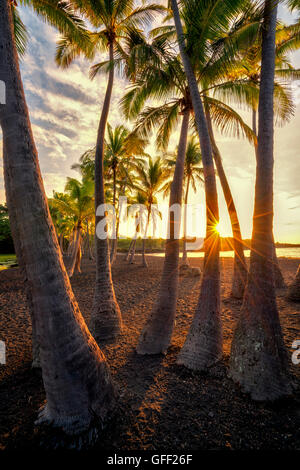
[12,6,28,58]
[205,96,256,144]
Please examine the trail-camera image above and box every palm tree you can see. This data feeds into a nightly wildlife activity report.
[56,0,165,343]
[0,0,115,438]
[126,192,147,264]
[204,97,249,298]
[156,3,275,301]
[48,201,73,255]
[133,157,167,268]
[229,0,293,401]
[104,123,148,264]
[7,0,89,370]
[164,137,204,265]
[49,177,94,277]
[171,0,258,369]
[123,31,254,352]
[136,110,191,352]
[221,20,300,290]
[181,138,204,264]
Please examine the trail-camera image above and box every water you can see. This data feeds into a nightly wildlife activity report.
[152,247,300,259]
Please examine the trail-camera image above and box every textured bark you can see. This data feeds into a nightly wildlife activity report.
[137,110,190,355]
[171,0,221,370]
[90,40,122,343]
[252,107,257,138]
[125,239,134,261]
[0,0,116,436]
[110,166,118,265]
[2,140,40,367]
[229,2,292,400]
[67,230,75,256]
[59,234,64,255]
[253,109,284,289]
[141,208,151,268]
[86,219,94,260]
[287,264,300,301]
[181,174,190,265]
[68,225,82,277]
[128,213,141,263]
[205,101,247,299]
[110,216,119,266]
[129,239,137,263]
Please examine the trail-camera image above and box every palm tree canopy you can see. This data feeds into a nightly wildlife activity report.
[49,177,94,227]
[133,156,169,206]
[163,135,204,197]
[55,0,166,73]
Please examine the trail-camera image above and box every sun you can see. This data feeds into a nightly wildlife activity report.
[214,222,221,235]
[213,221,232,237]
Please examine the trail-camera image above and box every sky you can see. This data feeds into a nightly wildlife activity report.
[0,3,300,243]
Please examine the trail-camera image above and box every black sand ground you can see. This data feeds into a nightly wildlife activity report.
[0,256,299,450]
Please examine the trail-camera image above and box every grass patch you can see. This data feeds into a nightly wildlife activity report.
[117,238,167,252]
[0,254,17,270]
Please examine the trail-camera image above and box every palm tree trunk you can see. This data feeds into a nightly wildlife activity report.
[0,0,116,437]
[205,100,248,298]
[125,239,134,261]
[68,225,82,277]
[2,139,40,368]
[59,233,64,255]
[137,109,190,354]
[86,219,94,260]
[252,107,257,138]
[171,0,221,370]
[253,108,284,288]
[90,40,122,343]
[129,238,137,263]
[110,214,120,265]
[67,230,75,256]
[129,212,141,263]
[287,263,300,301]
[182,174,190,265]
[229,1,292,400]
[110,166,118,265]
[141,207,151,268]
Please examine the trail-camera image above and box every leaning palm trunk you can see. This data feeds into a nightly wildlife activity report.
[59,233,64,255]
[125,239,134,261]
[129,212,141,263]
[110,167,118,265]
[68,225,82,277]
[89,40,122,343]
[85,219,94,260]
[287,264,300,301]
[137,109,190,354]
[181,174,190,265]
[67,229,76,257]
[205,101,247,298]
[229,1,292,400]
[0,0,116,437]
[110,216,120,265]
[171,0,221,371]
[129,238,137,263]
[141,207,151,268]
[3,140,40,367]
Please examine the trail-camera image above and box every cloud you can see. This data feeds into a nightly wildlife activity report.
[26,69,95,106]
[31,117,77,139]
[0,4,300,243]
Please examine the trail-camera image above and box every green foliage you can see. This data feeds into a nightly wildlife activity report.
[0,204,14,254]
